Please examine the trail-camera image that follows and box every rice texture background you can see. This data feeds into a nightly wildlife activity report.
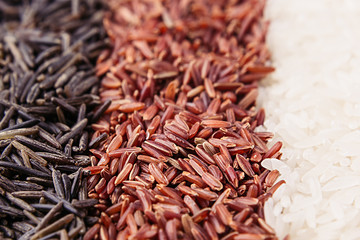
[260,0,360,239]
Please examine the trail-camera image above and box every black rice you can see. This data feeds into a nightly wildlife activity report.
[0,0,107,238]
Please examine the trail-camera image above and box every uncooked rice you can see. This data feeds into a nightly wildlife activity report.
[261,1,360,239]
[85,0,285,239]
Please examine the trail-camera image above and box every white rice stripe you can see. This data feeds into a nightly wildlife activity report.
[260,1,360,239]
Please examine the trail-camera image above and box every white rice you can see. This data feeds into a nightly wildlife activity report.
[260,1,360,239]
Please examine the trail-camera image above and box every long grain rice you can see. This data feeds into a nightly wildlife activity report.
[260,1,360,239]
[85,0,283,239]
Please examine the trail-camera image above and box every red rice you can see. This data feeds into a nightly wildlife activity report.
[85,0,283,239]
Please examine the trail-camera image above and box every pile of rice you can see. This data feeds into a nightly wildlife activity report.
[260,0,360,239]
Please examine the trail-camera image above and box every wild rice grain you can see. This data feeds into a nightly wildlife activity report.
[30,214,74,240]
[0,1,107,238]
